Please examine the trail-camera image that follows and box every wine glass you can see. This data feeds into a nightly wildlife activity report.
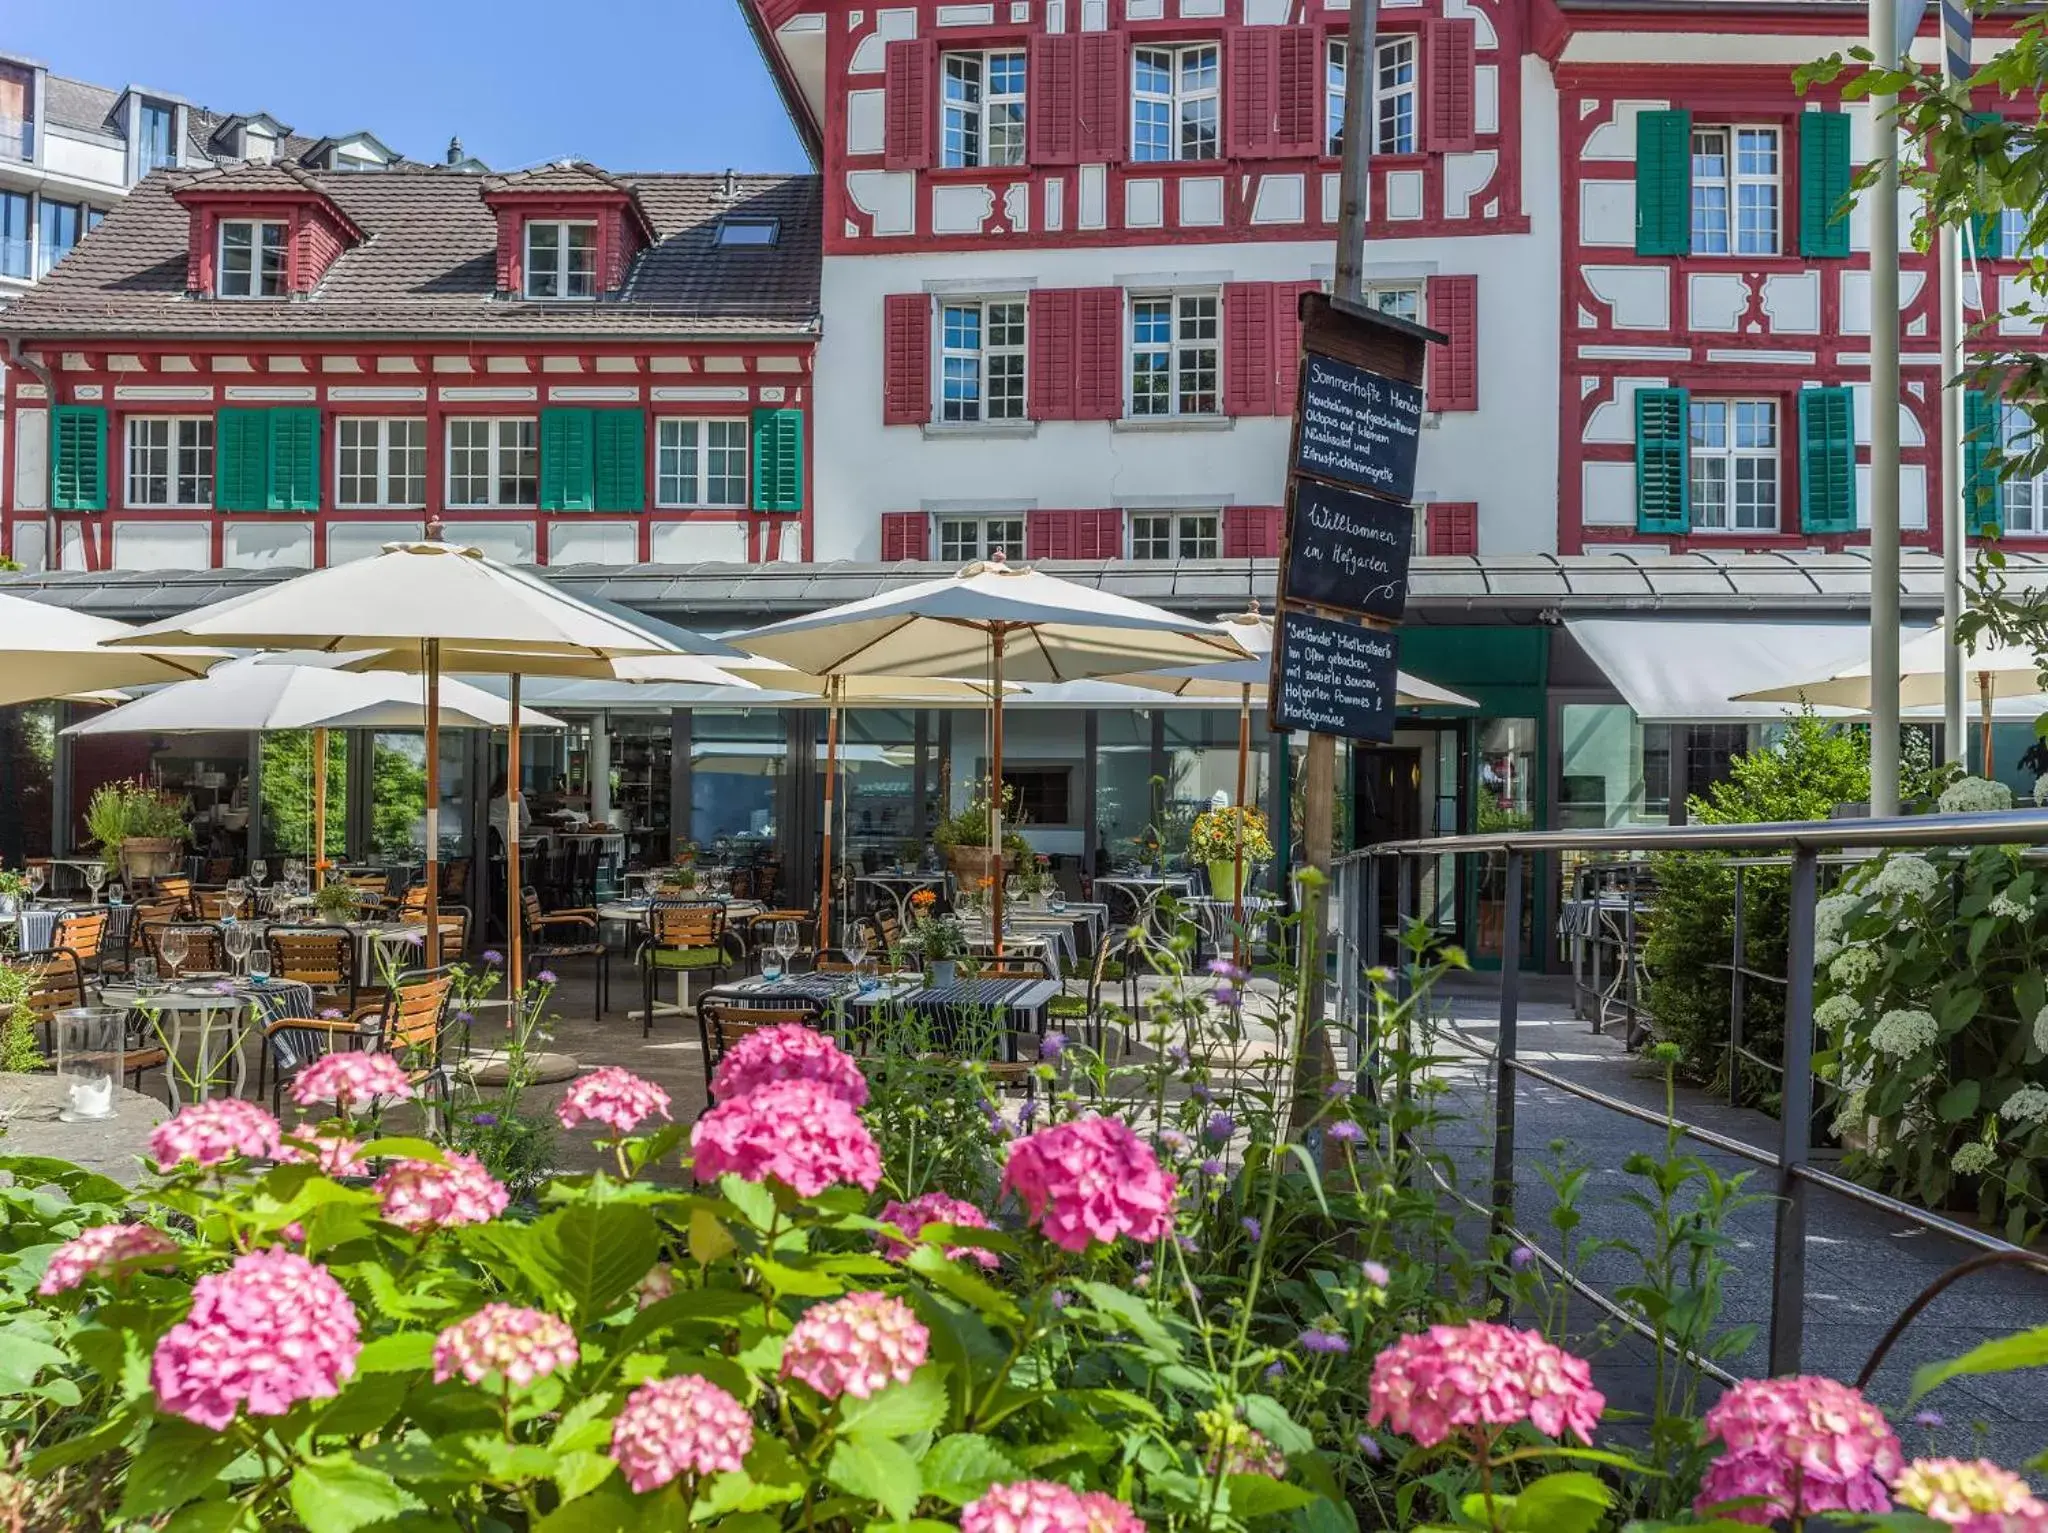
[844,925,869,973]
[224,921,253,978]
[25,864,44,901]
[775,919,799,974]
[83,862,105,905]
[157,927,189,985]
[250,859,268,889]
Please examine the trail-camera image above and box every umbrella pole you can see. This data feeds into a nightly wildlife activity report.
[821,677,840,954]
[1980,670,1994,778]
[991,629,1005,959]
[1234,682,1249,968]
[424,637,442,970]
[508,672,523,1013]
[312,726,328,891]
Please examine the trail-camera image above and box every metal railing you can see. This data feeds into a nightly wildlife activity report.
[1333,809,2048,1378]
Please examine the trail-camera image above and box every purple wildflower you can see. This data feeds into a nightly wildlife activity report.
[1913,1410,1945,1429]
[1200,1158,1225,1177]
[482,950,504,965]
[1160,1128,1190,1154]
[1355,1434,1382,1462]
[453,1009,475,1025]
[1240,1216,1262,1241]
[1509,1245,1536,1271]
[1203,1111,1236,1142]
[1039,1031,1068,1060]
[400,929,426,947]
[1189,1083,1212,1104]
[1361,1260,1390,1289]
[535,969,557,984]
[1206,957,1246,982]
[1176,1234,1199,1255]
[1018,1098,1038,1128]
[1265,1360,1288,1380]
[1049,1290,1071,1311]
[1215,983,1241,1008]
[472,1112,498,1127]
[1299,1328,1350,1356]
[1168,1044,1189,1070]
[318,1008,345,1020]
[1324,1078,1350,1099]
[1326,1119,1363,1143]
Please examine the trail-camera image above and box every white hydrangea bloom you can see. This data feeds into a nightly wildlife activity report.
[1999,1085,2048,1125]
[1952,1142,1997,1176]
[1872,855,1942,905]
[1814,893,1860,947]
[1939,776,2016,814]
[1814,938,1842,968]
[2036,1005,2048,1056]
[1830,1088,1868,1141]
[1828,947,1881,990]
[1814,993,1862,1032]
[2036,774,2048,808]
[1870,1008,1939,1058]
[1989,891,2033,922]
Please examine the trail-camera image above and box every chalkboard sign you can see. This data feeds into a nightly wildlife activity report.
[1294,352,1424,503]
[1283,479,1413,621]
[1269,610,1400,743]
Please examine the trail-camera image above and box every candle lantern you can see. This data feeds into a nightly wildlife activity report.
[54,1006,124,1122]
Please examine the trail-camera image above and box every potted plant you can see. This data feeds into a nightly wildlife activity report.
[906,887,967,986]
[1188,805,1274,903]
[0,867,27,924]
[934,781,1030,882]
[83,779,190,887]
[314,881,362,926]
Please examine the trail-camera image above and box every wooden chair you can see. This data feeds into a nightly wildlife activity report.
[146,921,225,977]
[398,883,429,918]
[640,899,738,1039]
[521,889,609,1018]
[854,911,907,963]
[51,910,109,973]
[698,997,824,1103]
[266,926,356,1013]
[18,949,168,1100]
[1048,930,1126,1056]
[746,907,818,971]
[347,873,393,913]
[260,966,454,1117]
[152,876,193,915]
[113,899,182,977]
[971,952,1057,982]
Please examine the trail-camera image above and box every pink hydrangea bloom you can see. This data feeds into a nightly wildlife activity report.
[281,1132,369,1177]
[1696,1376,1902,1525]
[877,1191,999,1269]
[963,1481,1142,1533]
[709,1023,869,1107]
[557,1066,672,1137]
[1367,1321,1604,1449]
[609,1374,754,1492]
[999,1116,1178,1254]
[636,1263,677,1309]
[288,1051,415,1111]
[689,1078,881,1197]
[149,1248,360,1429]
[781,1290,930,1400]
[147,1098,285,1171]
[374,1152,510,1231]
[1894,1459,2047,1527]
[432,1303,580,1389]
[37,1223,178,1295]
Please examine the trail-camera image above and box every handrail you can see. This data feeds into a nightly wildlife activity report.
[1351,808,2048,859]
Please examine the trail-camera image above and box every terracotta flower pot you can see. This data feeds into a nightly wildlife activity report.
[118,837,181,885]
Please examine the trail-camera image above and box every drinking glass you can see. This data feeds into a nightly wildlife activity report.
[248,946,273,982]
[105,883,124,906]
[775,920,799,973]
[760,948,786,982]
[157,928,189,984]
[25,864,44,900]
[1049,888,1068,914]
[133,955,158,992]
[83,863,105,904]
[250,859,268,888]
[224,922,253,977]
[844,928,869,971]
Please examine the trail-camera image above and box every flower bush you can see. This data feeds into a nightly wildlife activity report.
[1187,804,1274,865]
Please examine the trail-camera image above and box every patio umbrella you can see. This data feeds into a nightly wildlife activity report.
[107,537,677,979]
[735,554,1249,951]
[1104,607,1479,943]
[1734,622,2040,773]
[0,588,224,706]
[63,655,562,886]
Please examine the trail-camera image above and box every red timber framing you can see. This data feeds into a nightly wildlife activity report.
[2,339,816,571]
[805,0,1528,254]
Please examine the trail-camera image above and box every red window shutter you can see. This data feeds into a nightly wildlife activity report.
[1030,34,1080,164]
[1224,506,1283,558]
[495,211,521,293]
[1077,509,1123,559]
[884,38,937,170]
[1027,510,1077,561]
[1030,289,1078,421]
[1422,20,1477,153]
[1226,27,1276,158]
[1274,27,1324,156]
[882,293,932,426]
[1426,502,1479,556]
[1074,287,1125,421]
[1077,33,1128,162]
[881,511,930,561]
[1273,282,1314,412]
[1424,274,1478,412]
[1224,282,1277,418]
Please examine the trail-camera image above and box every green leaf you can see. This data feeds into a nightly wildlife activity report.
[1224,1474,1320,1518]
[1937,1080,1982,1122]
[720,1173,777,1231]
[165,1504,262,1533]
[1911,1325,2048,1403]
[469,1201,661,1320]
[908,1244,1024,1326]
[555,1449,619,1503]
[827,1436,923,1524]
[921,1433,1022,1506]
[690,1205,736,1263]
[753,1257,844,1297]
[120,1419,247,1519]
[311,1372,412,1440]
[1073,1280,1182,1359]
[289,1452,415,1533]
[354,1136,446,1163]
[839,1368,949,1442]
[354,1330,435,1374]
[1503,1471,1614,1533]
[1240,1392,1316,1456]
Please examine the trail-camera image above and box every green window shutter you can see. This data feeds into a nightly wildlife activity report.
[591,410,645,512]
[1968,113,2003,259]
[49,405,107,511]
[750,407,804,513]
[265,408,320,510]
[1798,386,1858,534]
[1634,387,1690,533]
[1634,108,1692,257]
[539,409,595,511]
[214,408,271,511]
[1798,111,1852,258]
[1964,389,2003,534]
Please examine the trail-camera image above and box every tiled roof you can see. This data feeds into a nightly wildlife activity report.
[42,74,121,135]
[0,164,822,342]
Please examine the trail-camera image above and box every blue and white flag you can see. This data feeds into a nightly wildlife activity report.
[1942,0,1974,83]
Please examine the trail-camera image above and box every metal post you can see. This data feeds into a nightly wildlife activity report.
[669,708,692,860]
[1489,847,1524,1239]
[246,729,263,871]
[1728,863,1748,1108]
[1768,846,1820,1376]
[1940,220,1966,763]
[1869,0,1904,815]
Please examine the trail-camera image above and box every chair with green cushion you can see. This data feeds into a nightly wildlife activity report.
[639,897,739,1039]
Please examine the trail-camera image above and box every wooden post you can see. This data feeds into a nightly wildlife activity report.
[989,627,1006,958]
[507,672,523,1009]
[311,726,329,890]
[1980,670,1995,778]
[1233,683,1249,965]
[423,637,441,970]
[820,677,840,953]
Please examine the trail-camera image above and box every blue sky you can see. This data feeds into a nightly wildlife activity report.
[13,0,809,174]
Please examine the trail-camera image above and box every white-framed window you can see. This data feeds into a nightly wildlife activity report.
[1691,126,1780,256]
[446,418,538,507]
[1130,292,1221,418]
[939,299,1027,424]
[335,417,426,508]
[937,514,1026,563]
[125,417,214,507]
[217,219,286,298]
[1133,43,1220,163]
[1689,398,1779,532]
[1325,37,1418,157]
[2003,403,2048,533]
[941,50,1027,169]
[656,418,749,507]
[524,220,597,300]
[1363,283,1421,324]
[715,217,780,247]
[1129,511,1220,560]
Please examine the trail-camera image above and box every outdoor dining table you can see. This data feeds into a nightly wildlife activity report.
[701,971,1061,1061]
[596,896,768,1024]
[95,975,318,1108]
[15,900,137,955]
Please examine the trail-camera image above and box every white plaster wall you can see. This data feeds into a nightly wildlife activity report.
[40,128,125,190]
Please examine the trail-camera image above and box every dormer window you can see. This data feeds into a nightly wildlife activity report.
[218,219,286,298]
[715,217,780,248]
[525,220,596,300]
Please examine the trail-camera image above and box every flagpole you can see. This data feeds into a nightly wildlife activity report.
[1937,0,1974,764]
[1870,0,1904,815]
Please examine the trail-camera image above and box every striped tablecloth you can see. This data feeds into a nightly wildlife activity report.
[848,975,1060,1059]
[16,902,136,955]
